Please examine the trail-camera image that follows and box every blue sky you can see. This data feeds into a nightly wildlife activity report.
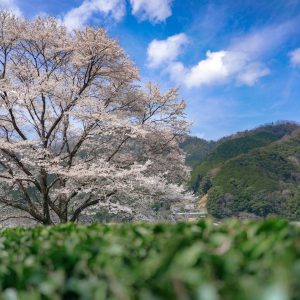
[2,0,300,140]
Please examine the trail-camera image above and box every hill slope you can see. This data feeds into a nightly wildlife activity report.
[185,122,300,220]
[180,136,217,167]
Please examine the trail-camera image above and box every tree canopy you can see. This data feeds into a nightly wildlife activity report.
[0,12,192,225]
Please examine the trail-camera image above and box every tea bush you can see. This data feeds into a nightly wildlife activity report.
[0,219,300,299]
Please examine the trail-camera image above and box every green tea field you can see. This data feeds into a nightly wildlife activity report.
[0,219,299,299]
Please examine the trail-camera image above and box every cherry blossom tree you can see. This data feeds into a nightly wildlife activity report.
[0,11,192,225]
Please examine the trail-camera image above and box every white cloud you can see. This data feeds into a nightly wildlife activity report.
[167,61,186,82]
[0,0,22,17]
[130,0,173,23]
[150,19,300,88]
[289,48,300,66]
[184,51,228,87]
[236,62,270,86]
[147,33,188,68]
[229,20,298,57]
[168,50,270,88]
[63,0,125,31]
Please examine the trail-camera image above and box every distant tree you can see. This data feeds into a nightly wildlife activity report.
[199,175,212,194]
[286,187,300,221]
[0,12,192,225]
[207,186,234,218]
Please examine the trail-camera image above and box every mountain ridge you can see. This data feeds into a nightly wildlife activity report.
[181,121,300,220]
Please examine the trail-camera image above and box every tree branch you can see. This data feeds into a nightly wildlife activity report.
[70,191,116,222]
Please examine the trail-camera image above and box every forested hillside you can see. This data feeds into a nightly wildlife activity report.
[182,122,300,220]
[180,136,217,167]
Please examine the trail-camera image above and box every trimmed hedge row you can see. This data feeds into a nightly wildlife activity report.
[0,219,300,299]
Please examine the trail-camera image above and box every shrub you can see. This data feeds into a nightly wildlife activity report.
[0,220,298,299]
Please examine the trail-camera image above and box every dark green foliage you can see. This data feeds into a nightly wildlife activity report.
[190,161,214,192]
[248,193,276,217]
[180,136,217,167]
[199,175,212,195]
[206,186,234,218]
[1,220,300,299]
[207,131,279,164]
[207,133,300,220]
[287,187,300,220]
[189,124,296,193]
[189,122,300,220]
[213,159,278,192]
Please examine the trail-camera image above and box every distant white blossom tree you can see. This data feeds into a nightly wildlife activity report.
[0,11,192,225]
